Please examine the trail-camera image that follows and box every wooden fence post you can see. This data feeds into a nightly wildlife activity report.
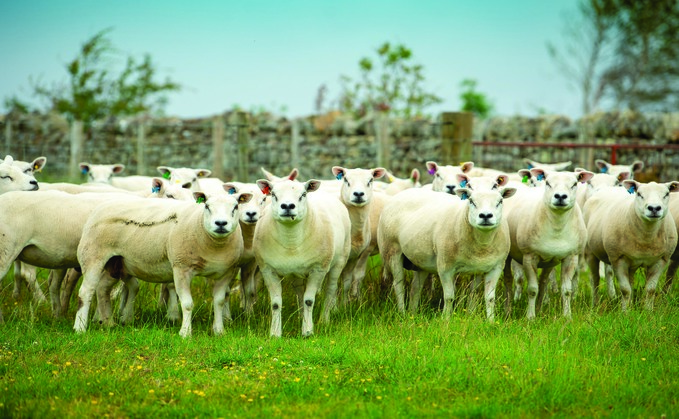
[291,119,300,169]
[4,119,11,157]
[375,113,391,168]
[136,121,146,175]
[69,120,84,180]
[440,112,473,164]
[211,115,225,179]
[229,111,249,181]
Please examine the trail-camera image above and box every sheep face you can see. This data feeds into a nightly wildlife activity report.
[455,187,516,230]
[427,161,474,195]
[151,178,194,200]
[157,166,211,192]
[532,169,593,211]
[465,173,509,191]
[12,156,46,175]
[0,156,39,193]
[624,180,679,221]
[79,162,125,183]
[257,179,321,224]
[596,159,644,179]
[333,166,386,207]
[194,192,252,238]
[229,183,266,225]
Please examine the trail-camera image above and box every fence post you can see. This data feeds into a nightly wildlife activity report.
[211,115,225,179]
[375,113,391,168]
[69,120,84,180]
[440,112,473,164]
[229,111,249,181]
[4,119,11,157]
[136,121,146,175]
[291,119,300,169]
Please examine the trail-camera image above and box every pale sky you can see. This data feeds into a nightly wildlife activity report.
[0,0,581,119]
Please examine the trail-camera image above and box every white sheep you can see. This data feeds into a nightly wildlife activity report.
[662,193,679,294]
[424,161,475,194]
[378,185,516,321]
[584,180,679,311]
[523,158,572,171]
[375,168,421,195]
[0,156,39,194]
[503,168,594,319]
[594,159,644,179]
[157,166,211,191]
[79,162,155,192]
[73,187,252,337]
[253,178,351,337]
[331,166,386,305]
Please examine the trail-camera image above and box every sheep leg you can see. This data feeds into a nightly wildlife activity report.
[604,264,616,299]
[48,269,67,317]
[166,284,180,322]
[387,252,407,313]
[560,255,578,319]
[95,274,119,327]
[14,262,46,303]
[60,268,82,315]
[340,256,360,306]
[511,259,525,302]
[439,270,457,318]
[522,254,540,319]
[536,267,554,313]
[321,263,343,323]
[484,264,504,322]
[12,260,26,300]
[119,277,139,325]
[664,259,679,294]
[303,270,326,337]
[587,253,601,308]
[503,258,515,318]
[409,270,428,313]
[212,271,236,335]
[611,259,632,312]
[350,248,372,301]
[173,268,195,338]
[261,266,283,338]
[643,259,666,311]
[240,262,259,315]
[74,268,104,333]
[467,274,483,316]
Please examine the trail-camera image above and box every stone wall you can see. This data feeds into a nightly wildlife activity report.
[2,110,679,183]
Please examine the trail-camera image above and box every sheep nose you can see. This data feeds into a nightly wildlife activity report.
[479,213,494,221]
[648,205,662,213]
[30,180,38,186]
[246,211,257,218]
[554,193,567,201]
[281,203,295,211]
[353,191,365,198]
[445,185,455,194]
[215,221,228,227]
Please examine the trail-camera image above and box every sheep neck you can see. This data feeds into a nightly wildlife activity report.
[626,201,666,238]
[463,207,500,247]
[273,210,316,248]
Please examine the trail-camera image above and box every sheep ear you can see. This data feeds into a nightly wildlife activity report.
[529,168,547,181]
[112,164,125,175]
[256,179,272,195]
[261,167,276,181]
[576,170,594,183]
[460,161,474,173]
[668,181,679,193]
[194,192,207,204]
[410,168,420,183]
[32,157,47,172]
[496,174,509,187]
[151,178,164,194]
[623,180,639,194]
[158,166,172,179]
[223,183,238,195]
[288,168,299,180]
[617,171,630,182]
[595,159,609,173]
[306,180,322,193]
[238,193,253,204]
[79,163,91,174]
[332,166,345,180]
[195,169,211,178]
[426,161,438,176]
[455,188,471,200]
[384,170,395,183]
[631,161,644,173]
[501,187,517,199]
[456,174,470,188]
[523,158,536,169]
[372,168,387,180]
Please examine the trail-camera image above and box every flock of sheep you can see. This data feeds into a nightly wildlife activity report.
[0,153,677,338]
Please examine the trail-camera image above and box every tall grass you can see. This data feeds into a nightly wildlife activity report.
[1,261,678,417]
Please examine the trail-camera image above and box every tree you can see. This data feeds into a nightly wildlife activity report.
[29,28,180,123]
[548,0,679,114]
[336,42,442,118]
[459,79,493,119]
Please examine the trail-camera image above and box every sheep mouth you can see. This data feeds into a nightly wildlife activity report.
[214,227,229,234]
[351,197,367,205]
[29,184,39,191]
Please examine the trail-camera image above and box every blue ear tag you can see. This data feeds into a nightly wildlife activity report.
[227,187,236,195]
[537,173,545,181]
[81,168,88,174]
[627,185,635,194]
[336,172,343,180]
[163,171,171,179]
[601,166,608,173]
[461,192,468,200]
[460,179,468,187]
[196,196,206,204]
[151,186,161,193]
[527,164,534,169]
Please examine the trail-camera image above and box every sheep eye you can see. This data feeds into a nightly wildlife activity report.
[182,182,192,189]
[299,192,307,201]
[469,199,476,207]
[545,181,552,188]
[1,175,12,181]
[368,179,373,186]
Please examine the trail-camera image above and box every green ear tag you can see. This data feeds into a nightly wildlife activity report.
[522,175,529,184]
[196,196,205,204]
[163,172,170,179]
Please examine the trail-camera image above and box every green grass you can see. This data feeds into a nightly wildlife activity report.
[1,263,678,418]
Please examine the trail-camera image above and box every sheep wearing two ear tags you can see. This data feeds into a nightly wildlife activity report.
[253,178,351,337]
[157,166,211,192]
[424,160,475,194]
[584,180,679,311]
[73,185,252,338]
[595,159,644,180]
[331,166,386,305]
[502,168,594,319]
[377,185,516,321]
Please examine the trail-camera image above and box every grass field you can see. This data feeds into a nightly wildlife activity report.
[1,262,678,418]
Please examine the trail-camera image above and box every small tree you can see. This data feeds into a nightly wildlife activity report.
[459,79,493,119]
[30,28,180,124]
[337,42,442,118]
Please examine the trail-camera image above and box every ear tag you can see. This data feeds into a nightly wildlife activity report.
[461,192,469,200]
[527,164,534,169]
[163,171,170,179]
[388,174,395,182]
[81,168,88,174]
[537,173,545,181]
[151,186,161,193]
[522,175,528,184]
[460,179,468,187]
[601,166,608,173]
[627,185,636,194]
[196,196,206,204]
[227,187,236,195]
[34,164,40,170]
[336,172,343,180]
[262,185,271,195]
[428,167,436,175]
